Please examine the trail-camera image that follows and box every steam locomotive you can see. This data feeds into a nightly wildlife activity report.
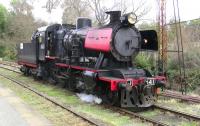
[17,11,166,107]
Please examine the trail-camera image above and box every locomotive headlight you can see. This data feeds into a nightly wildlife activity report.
[127,13,137,24]
[120,13,137,25]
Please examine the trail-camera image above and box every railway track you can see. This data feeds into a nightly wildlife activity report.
[159,90,200,103]
[0,64,20,73]
[0,61,21,73]
[153,104,200,121]
[0,60,20,68]
[1,61,200,125]
[112,107,169,126]
[0,73,105,126]
[106,104,200,126]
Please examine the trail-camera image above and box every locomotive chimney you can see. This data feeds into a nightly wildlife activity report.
[106,11,121,24]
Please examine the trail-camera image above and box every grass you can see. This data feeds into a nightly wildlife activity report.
[179,122,199,126]
[141,97,200,126]
[75,105,134,126]
[0,68,149,126]
[158,97,200,116]
[139,108,200,126]
[140,110,160,117]
[0,76,91,126]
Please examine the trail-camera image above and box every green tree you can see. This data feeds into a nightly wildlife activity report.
[0,0,47,60]
[7,0,46,43]
[0,4,8,33]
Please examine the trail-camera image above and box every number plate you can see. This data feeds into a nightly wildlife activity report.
[146,78,155,85]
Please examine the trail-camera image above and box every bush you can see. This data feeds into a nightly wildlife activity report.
[185,69,200,91]
[167,49,200,91]
[0,44,6,57]
[134,53,154,70]
[184,49,200,69]
[4,47,17,60]
[0,43,17,61]
[167,57,179,70]
[166,69,179,89]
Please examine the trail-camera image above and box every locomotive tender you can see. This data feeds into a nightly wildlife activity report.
[18,11,166,107]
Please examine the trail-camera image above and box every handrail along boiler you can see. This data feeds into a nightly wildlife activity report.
[18,11,166,107]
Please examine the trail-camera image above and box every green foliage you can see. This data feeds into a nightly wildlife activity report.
[184,48,200,68]
[188,18,200,25]
[0,4,8,33]
[167,49,200,91]
[0,0,47,61]
[4,46,17,60]
[0,44,6,57]
[0,43,16,60]
[134,53,154,70]
[168,48,200,70]
[166,69,179,89]
[167,57,179,70]
[185,68,200,91]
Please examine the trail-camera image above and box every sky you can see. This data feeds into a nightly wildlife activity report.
[0,0,200,24]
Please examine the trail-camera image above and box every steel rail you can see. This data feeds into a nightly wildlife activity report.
[103,105,169,126]
[153,104,200,121]
[118,108,169,126]
[0,61,20,68]
[0,73,106,126]
[0,64,21,73]
[160,90,200,103]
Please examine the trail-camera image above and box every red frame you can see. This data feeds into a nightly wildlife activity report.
[18,61,37,68]
[98,76,165,91]
[55,63,97,72]
[56,63,166,91]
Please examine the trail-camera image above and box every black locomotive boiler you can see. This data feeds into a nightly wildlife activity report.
[17,11,166,107]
